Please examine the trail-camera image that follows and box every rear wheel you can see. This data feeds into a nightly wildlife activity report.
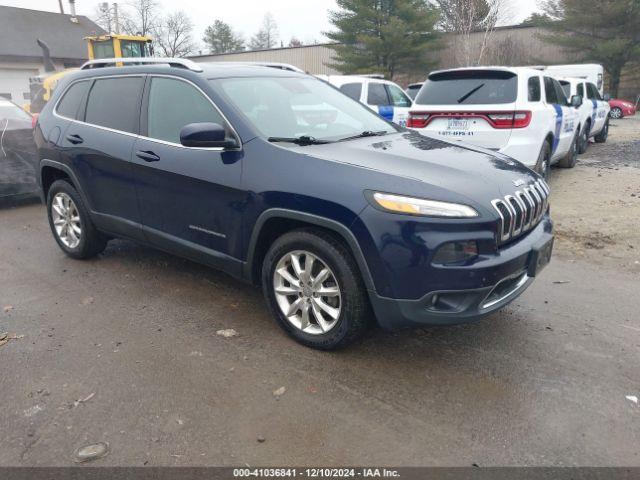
[594,118,609,143]
[558,131,578,169]
[609,107,623,120]
[47,180,107,259]
[262,229,371,350]
[535,141,551,179]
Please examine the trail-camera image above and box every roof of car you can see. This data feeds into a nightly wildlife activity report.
[428,66,543,77]
[73,61,308,80]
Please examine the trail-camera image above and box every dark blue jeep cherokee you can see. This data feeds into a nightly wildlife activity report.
[35,59,554,349]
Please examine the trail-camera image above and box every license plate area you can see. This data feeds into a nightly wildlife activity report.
[447,118,471,131]
[528,237,554,277]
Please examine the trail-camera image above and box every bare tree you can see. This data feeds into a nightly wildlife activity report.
[249,13,279,50]
[92,0,159,36]
[154,11,195,57]
[432,0,513,66]
[120,0,159,36]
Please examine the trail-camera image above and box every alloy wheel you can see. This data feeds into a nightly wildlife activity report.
[610,108,622,119]
[273,250,342,335]
[51,192,82,249]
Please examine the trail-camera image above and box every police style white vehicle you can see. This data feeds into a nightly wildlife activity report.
[558,77,610,153]
[408,67,582,178]
[320,75,413,126]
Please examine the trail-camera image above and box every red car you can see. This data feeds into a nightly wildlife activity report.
[608,98,636,119]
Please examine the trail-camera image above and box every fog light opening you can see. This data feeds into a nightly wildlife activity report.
[432,241,479,265]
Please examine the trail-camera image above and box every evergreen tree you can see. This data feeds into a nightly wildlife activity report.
[535,0,640,97]
[326,0,440,79]
[203,20,245,54]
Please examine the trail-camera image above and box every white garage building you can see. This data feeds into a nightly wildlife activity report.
[0,5,104,105]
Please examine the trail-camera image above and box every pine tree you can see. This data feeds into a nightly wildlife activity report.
[203,20,245,54]
[326,0,440,79]
[535,0,640,97]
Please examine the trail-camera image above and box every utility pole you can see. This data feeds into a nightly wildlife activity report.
[57,0,65,14]
[113,3,120,34]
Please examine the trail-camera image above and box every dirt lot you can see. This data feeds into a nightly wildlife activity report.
[0,117,638,467]
[550,115,640,272]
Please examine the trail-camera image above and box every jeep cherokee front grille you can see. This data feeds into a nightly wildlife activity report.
[492,180,549,243]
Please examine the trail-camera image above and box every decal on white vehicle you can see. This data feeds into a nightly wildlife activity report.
[552,105,563,153]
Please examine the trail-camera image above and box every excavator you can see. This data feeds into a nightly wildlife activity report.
[26,34,153,114]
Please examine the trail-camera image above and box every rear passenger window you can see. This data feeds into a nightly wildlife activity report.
[544,77,558,104]
[367,83,390,106]
[528,77,541,102]
[56,81,90,119]
[339,83,362,101]
[85,77,144,134]
[147,77,225,144]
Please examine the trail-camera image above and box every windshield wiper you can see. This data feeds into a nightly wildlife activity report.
[457,83,485,104]
[268,135,332,146]
[336,130,389,142]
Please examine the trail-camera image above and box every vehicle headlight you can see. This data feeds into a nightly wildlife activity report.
[370,192,479,218]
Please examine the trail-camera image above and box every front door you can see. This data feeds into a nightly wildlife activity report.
[132,76,244,273]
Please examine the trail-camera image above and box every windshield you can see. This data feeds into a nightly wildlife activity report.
[415,70,517,105]
[560,81,571,98]
[213,76,397,142]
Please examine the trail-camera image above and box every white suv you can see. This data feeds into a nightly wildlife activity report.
[408,67,582,177]
[558,77,610,153]
[321,75,413,126]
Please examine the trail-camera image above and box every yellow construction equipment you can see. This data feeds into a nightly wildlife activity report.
[26,34,153,114]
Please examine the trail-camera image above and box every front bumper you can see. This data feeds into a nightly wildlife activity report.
[368,219,554,330]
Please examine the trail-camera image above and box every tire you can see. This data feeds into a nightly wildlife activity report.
[558,131,578,169]
[610,107,623,120]
[594,118,609,143]
[577,122,590,154]
[535,140,551,179]
[46,179,107,259]
[262,228,371,350]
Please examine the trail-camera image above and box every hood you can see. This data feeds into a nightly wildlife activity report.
[297,131,540,202]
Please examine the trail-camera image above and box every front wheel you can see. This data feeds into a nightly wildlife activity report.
[558,131,578,169]
[594,118,609,143]
[535,141,551,179]
[577,123,590,154]
[262,229,371,350]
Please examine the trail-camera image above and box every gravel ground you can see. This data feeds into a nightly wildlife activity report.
[549,115,640,273]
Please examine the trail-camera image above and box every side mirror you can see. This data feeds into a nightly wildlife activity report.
[571,95,583,108]
[179,122,237,149]
[604,93,611,101]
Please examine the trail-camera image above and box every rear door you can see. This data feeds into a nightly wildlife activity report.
[586,82,607,134]
[409,70,518,149]
[60,75,145,240]
[132,75,243,268]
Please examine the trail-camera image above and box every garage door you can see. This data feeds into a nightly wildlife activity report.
[0,68,39,104]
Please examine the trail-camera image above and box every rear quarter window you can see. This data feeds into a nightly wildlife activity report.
[415,70,517,105]
[56,81,90,119]
[528,77,541,102]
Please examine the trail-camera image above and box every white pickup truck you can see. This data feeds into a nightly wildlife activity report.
[558,77,610,153]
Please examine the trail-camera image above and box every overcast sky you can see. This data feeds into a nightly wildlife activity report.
[3,0,541,53]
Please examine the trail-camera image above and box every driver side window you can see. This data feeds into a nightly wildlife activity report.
[147,77,226,144]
